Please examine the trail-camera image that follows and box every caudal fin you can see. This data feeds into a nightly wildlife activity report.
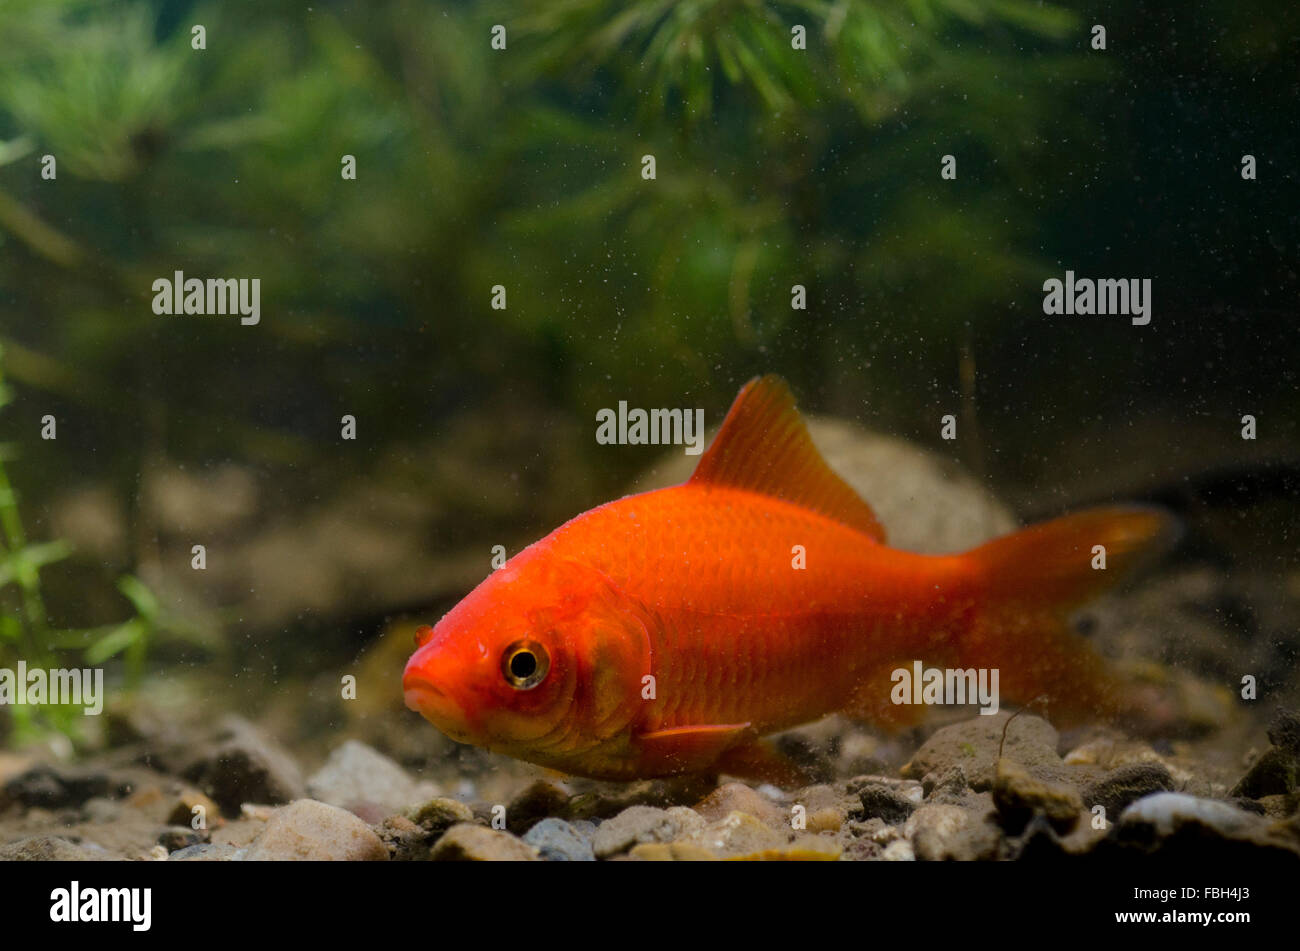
[972,505,1179,609]
[960,506,1180,727]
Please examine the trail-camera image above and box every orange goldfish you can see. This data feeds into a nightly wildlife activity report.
[403,375,1175,783]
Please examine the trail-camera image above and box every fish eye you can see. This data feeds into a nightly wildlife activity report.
[501,639,549,690]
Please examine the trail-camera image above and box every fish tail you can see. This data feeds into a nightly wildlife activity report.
[958,505,1180,727]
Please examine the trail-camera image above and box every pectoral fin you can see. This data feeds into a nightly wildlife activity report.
[634,723,753,775]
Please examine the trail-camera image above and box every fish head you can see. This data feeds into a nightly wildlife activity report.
[402,546,651,767]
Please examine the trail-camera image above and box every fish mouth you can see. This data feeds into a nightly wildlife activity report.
[403,673,477,743]
[402,677,443,713]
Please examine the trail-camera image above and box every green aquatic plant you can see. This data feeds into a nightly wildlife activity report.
[0,343,169,743]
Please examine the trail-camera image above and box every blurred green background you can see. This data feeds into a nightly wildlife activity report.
[0,0,1296,740]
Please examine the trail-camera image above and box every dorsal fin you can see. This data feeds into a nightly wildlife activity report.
[689,375,886,542]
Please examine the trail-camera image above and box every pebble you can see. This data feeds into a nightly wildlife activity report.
[850,780,917,824]
[1267,708,1300,754]
[407,796,475,834]
[922,766,970,803]
[523,818,596,861]
[565,776,716,822]
[167,843,241,861]
[695,782,788,828]
[180,716,305,814]
[306,740,431,816]
[592,805,705,858]
[1082,763,1174,816]
[1,763,125,809]
[158,827,208,851]
[880,839,916,861]
[243,799,388,861]
[0,835,115,861]
[157,789,222,826]
[993,758,1082,833]
[903,714,1066,791]
[1230,747,1296,799]
[680,810,785,858]
[906,803,999,861]
[1118,792,1260,839]
[429,823,539,861]
[82,796,123,823]
[629,842,718,861]
[374,814,432,861]
[506,780,571,834]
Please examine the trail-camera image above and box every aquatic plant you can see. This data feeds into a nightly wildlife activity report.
[0,343,165,742]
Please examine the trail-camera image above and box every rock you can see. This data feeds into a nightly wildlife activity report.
[993,759,1082,834]
[628,842,719,861]
[880,839,916,861]
[523,818,595,861]
[923,766,970,803]
[207,817,265,849]
[1082,763,1175,816]
[635,417,1016,554]
[82,797,123,823]
[2,763,123,809]
[805,808,843,833]
[682,811,786,858]
[564,776,716,822]
[506,780,571,834]
[903,714,1066,791]
[429,824,539,861]
[167,843,241,861]
[1256,795,1299,820]
[592,805,705,858]
[102,700,186,750]
[306,740,429,816]
[0,752,36,786]
[166,790,223,829]
[726,837,843,861]
[180,716,305,814]
[1110,792,1300,859]
[850,781,917,824]
[0,835,116,860]
[695,782,787,828]
[243,799,388,861]
[374,814,433,861]
[158,827,208,851]
[1118,792,1260,840]
[1268,708,1300,755]
[123,783,166,811]
[846,775,924,800]
[406,796,475,834]
[906,803,999,861]
[1231,747,1297,799]
[1006,814,1077,860]
[841,838,884,861]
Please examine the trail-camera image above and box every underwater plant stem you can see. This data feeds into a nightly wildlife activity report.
[0,455,49,662]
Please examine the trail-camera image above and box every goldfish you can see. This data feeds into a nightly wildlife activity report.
[403,375,1176,784]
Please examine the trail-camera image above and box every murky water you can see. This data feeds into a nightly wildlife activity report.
[0,1,1296,876]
